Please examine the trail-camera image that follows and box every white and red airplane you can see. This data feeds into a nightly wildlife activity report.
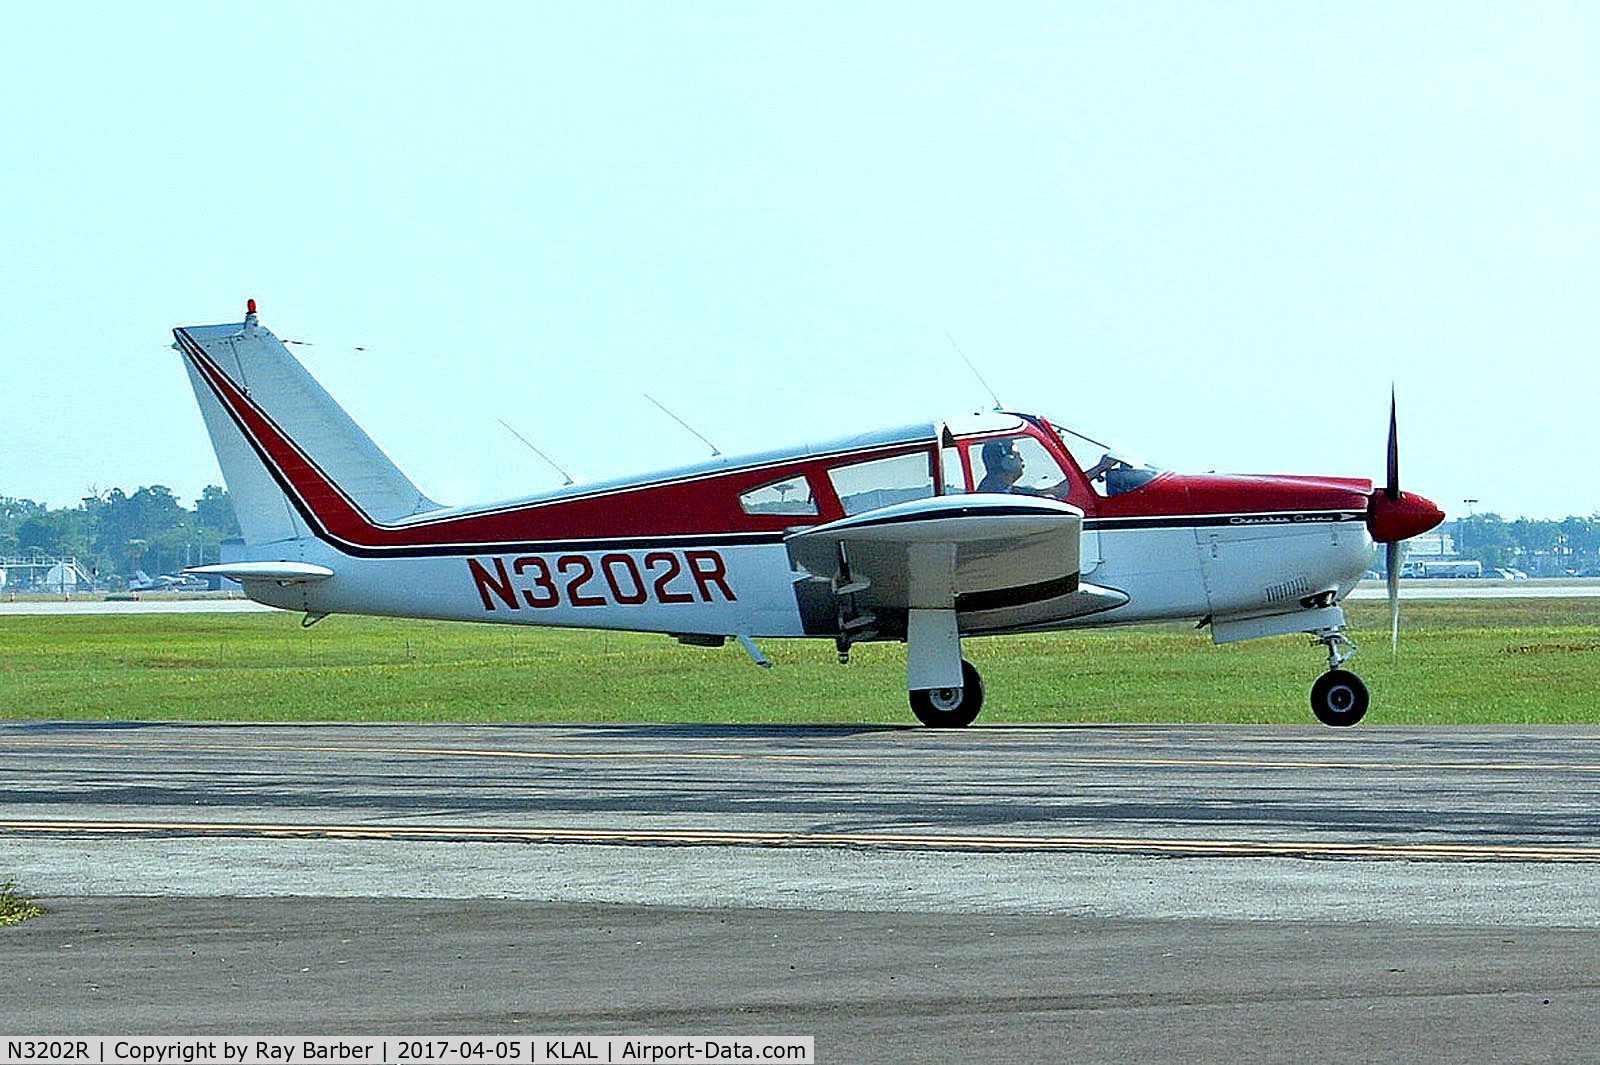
[178,302,1443,727]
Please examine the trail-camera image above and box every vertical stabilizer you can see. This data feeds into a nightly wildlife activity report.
[175,306,440,548]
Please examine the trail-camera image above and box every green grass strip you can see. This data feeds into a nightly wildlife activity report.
[1,599,1597,725]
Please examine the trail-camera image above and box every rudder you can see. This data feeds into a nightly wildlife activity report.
[175,304,440,549]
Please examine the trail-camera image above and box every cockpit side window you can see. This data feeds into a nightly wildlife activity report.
[967,435,1072,499]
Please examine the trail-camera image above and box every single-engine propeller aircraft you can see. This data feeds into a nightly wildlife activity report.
[128,569,196,592]
[177,303,1443,727]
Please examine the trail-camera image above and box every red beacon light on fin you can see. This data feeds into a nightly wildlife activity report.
[247,298,258,316]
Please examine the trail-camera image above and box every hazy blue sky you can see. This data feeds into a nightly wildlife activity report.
[3,2,1595,520]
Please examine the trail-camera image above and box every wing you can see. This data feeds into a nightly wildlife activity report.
[785,494,1126,635]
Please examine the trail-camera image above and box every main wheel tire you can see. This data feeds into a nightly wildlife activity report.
[909,659,985,727]
[1310,668,1369,727]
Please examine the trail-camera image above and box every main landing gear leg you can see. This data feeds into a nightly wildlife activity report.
[1309,626,1369,727]
[905,607,985,727]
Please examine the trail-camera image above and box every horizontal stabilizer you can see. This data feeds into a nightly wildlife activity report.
[186,562,335,585]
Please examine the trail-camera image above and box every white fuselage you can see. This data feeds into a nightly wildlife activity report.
[239,515,1375,640]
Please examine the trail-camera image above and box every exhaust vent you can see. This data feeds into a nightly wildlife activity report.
[1263,576,1312,605]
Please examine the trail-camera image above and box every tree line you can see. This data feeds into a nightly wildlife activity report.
[1452,513,1600,576]
[0,486,239,587]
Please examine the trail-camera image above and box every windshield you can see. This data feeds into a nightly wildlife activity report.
[1052,426,1162,497]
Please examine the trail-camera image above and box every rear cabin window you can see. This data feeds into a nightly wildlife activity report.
[827,451,936,516]
[738,475,818,516]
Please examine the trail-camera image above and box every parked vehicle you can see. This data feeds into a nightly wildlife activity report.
[1401,559,1482,578]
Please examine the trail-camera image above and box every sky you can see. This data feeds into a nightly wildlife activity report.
[2,2,1596,521]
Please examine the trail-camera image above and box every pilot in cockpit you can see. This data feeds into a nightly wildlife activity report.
[977,438,1025,492]
[976,437,1070,498]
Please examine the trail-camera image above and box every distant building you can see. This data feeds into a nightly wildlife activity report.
[1405,530,1454,558]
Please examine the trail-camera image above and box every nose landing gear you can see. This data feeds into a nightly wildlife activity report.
[1309,628,1369,727]
[1311,669,1369,727]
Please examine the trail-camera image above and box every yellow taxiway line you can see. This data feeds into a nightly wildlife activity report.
[2,818,1598,862]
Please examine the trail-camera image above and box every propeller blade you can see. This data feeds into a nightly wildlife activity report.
[1387,539,1402,654]
[1386,389,1402,652]
[1385,386,1400,501]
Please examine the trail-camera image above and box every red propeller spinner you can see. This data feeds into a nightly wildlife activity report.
[1368,489,1444,544]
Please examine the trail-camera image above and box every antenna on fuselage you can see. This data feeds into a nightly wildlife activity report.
[498,419,575,486]
[644,393,722,456]
[945,332,1004,411]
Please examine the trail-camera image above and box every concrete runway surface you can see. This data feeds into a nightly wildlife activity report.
[4,721,1600,1062]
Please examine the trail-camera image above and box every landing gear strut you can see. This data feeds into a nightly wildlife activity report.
[909,659,985,728]
[1309,627,1368,727]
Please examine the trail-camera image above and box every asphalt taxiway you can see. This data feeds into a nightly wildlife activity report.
[4,721,1599,1061]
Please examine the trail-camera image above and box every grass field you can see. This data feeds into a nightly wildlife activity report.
[2,599,1598,725]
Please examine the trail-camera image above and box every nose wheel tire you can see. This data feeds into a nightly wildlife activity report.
[1311,669,1369,727]
[909,659,985,727]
